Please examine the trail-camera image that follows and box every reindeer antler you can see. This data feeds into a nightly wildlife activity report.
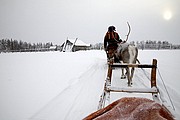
[125,22,131,42]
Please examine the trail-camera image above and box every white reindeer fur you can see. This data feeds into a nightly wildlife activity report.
[116,43,138,86]
[128,45,138,64]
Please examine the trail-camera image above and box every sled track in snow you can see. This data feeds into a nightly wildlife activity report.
[30,58,107,120]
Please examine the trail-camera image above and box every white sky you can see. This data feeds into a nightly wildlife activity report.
[0,0,179,44]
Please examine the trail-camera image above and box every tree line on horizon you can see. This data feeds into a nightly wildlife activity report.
[131,40,180,49]
[1,38,180,52]
[92,40,180,50]
[0,38,55,52]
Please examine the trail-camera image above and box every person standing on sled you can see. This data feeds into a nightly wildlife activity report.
[104,26,122,62]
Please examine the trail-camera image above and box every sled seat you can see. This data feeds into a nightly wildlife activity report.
[106,86,158,94]
[110,63,156,69]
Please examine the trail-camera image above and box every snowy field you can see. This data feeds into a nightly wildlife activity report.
[0,50,180,120]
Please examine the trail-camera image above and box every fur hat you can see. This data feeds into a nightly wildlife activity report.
[108,26,116,32]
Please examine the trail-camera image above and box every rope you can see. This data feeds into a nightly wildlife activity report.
[136,59,151,81]
[157,68,176,111]
[141,68,151,81]
[137,59,175,111]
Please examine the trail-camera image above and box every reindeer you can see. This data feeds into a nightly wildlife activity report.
[107,22,138,86]
[116,22,138,86]
[115,43,138,86]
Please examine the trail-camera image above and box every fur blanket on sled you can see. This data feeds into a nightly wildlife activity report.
[83,97,174,120]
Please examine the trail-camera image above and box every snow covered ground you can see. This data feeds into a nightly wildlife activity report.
[0,50,180,120]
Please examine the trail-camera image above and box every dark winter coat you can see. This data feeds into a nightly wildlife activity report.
[104,31,121,51]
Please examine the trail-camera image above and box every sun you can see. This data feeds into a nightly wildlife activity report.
[163,10,172,20]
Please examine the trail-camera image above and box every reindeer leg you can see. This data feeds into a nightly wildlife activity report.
[120,61,126,79]
[126,67,131,87]
[129,67,135,86]
[121,68,126,79]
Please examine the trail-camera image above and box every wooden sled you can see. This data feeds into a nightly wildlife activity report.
[98,59,160,109]
[83,59,175,120]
